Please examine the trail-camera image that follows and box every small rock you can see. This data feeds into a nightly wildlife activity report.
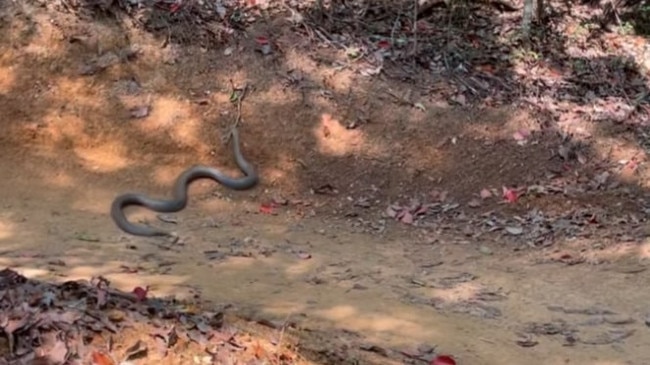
[107,309,126,322]
[505,226,524,235]
[479,245,493,255]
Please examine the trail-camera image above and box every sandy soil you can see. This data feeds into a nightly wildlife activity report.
[1,1,650,364]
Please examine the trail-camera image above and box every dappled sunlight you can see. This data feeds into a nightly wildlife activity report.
[539,357,627,365]
[313,113,369,156]
[1,1,650,363]
[69,187,118,214]
[315,304,437,343]
[38,168,75,188]
[464,108,542,140]
[581,241,637,263]
[426,282,484,303]
[54,77,106,112]
[137,96,202,145]
[3,261,193,299]
[281,48,355,92]
[283,257,318,277]
[257,300,308,317]
[0,65,16,93]
[41,112,87,145]
[73,141,130,173]
[63,262,189,289]
[11,266,50,278]
[21,15,66,57]
[196,198,237,212]
[0,218,15,241]
[317,304,357,320]
[590,136,646,183]
[152,164,187,186]
[171,115,212,153]
[138,96,188,129]
[212,255,276,270]
[98,272,192,299]
[637,239,650,259]
[260,150,299,188]
[556,237,638,263]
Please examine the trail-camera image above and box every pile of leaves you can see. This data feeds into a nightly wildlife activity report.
[0,268,304,365]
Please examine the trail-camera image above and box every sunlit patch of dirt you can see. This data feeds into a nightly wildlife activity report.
[152,164,188,186]
[636,240,650,259]
[0,219,14,241]
[582,242,638,264]
[74,143,131,173]
[464,108,542,140]
[314,305,437,343]
[38,169,75,188]
[427,282,484,303]
[40,113,87,145]
[69,187,119,214]
[315,114,370,156]
[0,65,15,92]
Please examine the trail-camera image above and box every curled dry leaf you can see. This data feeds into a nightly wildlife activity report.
[129,105,150,119]
[132,287,148,302]
[123,340,148,362]
[259,202,278,214]
[386,206,399,218]
[467,199,481,208]
[513,129,530,142]
[400,211,414,225]
[91,351,116,365]
[296,252,312,260]
[502,186,518,203]
[431,355,456,365]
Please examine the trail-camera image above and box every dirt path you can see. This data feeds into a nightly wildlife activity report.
[3,151,650,365]
[3,148,650,365]
[2,1,650,364]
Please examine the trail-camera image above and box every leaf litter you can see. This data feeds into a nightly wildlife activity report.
[0,268,307,365]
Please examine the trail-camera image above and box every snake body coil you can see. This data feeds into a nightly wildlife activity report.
[110,128,259,237]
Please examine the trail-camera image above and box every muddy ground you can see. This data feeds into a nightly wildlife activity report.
[1,0,650,364]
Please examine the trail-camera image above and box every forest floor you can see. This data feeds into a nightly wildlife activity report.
[1,0,650,364]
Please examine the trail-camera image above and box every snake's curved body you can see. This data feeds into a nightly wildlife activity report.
[110,128,259,237]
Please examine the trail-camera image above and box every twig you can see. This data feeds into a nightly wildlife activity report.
[274,312,293,355]
[223,81,249,144]
[390,2,404,46]
[412,0,418,67]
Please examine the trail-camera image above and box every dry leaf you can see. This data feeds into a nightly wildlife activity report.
[91,351,116,365]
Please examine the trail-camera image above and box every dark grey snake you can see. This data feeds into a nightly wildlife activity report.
[110,128,259,237]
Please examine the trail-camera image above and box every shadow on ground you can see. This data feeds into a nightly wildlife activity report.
[2,0,650,364]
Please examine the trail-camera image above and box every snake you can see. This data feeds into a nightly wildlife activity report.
[110,128,259,237]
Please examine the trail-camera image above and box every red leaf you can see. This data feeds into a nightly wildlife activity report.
[431,355,456,365]
[400,211,414,224]
[502,186,518,203]
[91,351,116,365]
[132,286,148,301]
[169,3,181,13]
[259,203,277,214]
[256,36,269,45]
[377,40,391,49]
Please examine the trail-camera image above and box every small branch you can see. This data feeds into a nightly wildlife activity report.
[224,80,249,143]
[412,0,419,66]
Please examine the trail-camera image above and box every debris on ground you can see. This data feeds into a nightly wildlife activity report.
[0,268,307,364]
